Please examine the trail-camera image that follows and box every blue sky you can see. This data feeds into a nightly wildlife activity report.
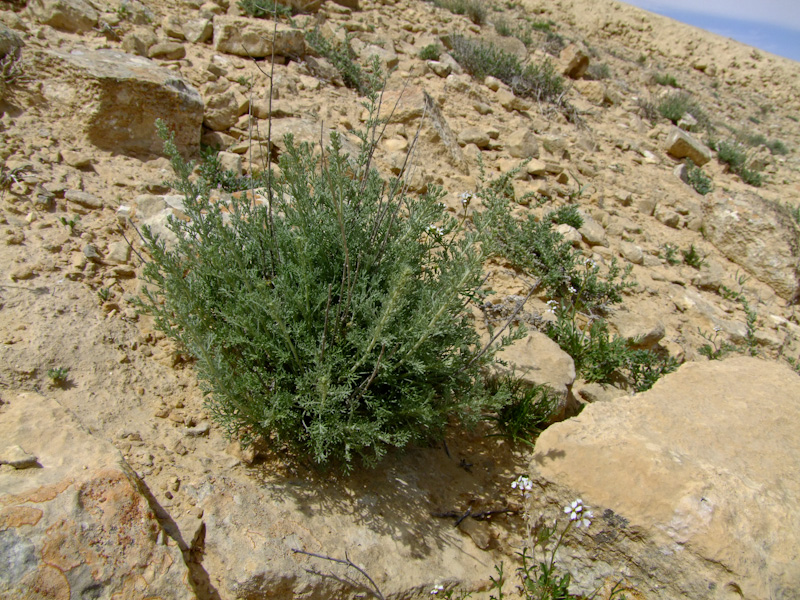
[621,0,800,62]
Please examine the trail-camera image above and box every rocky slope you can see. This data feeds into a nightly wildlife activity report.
[1,0,799,598]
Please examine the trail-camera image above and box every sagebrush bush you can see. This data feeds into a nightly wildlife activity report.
[652,72,679,88]
[138,103,522,471]
[449,34,564,103]
[419,44,441,61]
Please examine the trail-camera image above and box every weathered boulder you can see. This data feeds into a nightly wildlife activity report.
[213,16,306,58]
[559,43,589,79]
[505,129,539,159]
[529,357,800,599]
[203,91,239,131]
[608,309,665,349]
[665,127,712,166]
[27,0,97,32]
[702,191,800,302]
[37,48,203,157]
[0,23,22,60]
[493,331,576,416]
[0,391,194,599]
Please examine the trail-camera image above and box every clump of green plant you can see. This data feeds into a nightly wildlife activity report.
[659,242,681,265]
[585,63,611,80]
[652,72,679,88]
[47,367,70,386]
[684,158,713,195]
[698,327,736,360]
[237,0,292,18]
[426,0,487,25]
[636,96,659,122]
[0,50,24,95]
[765,139,789,155]
[657,92,707,127]
[137,100,523,471]
[59,215,80,233]
[305,29,379,96]
[449,34,564,103]
[713,139,763,187]
[682,244,705,269]
[546,304,678,392]
[97,287,112,302]
[195,145,266,193]
[419,44,442,61]
[484,376,559,446]
[547,204,583,229]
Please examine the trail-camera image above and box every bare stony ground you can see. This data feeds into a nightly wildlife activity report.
[1,0,799,598]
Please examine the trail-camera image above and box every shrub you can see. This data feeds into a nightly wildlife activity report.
[305,29,377,95]
[684,159,713,195]
[766,139,789,155]
[196,146,267,193]
[237,0,291,18]
[484,376,559,446]
[657,92,706,126]
[449,34,564,103]
[715,139,764,187]
[659,242,680,265]
[547,204,583,229]
[137,104,522,471]
[419,44,441,61]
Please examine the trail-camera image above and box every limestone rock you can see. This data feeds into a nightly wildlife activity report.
[65,189,103,210]
[148,41,186,60]
[665,127,712,166]
[38,48,203,157]
[578,215,608,246]
[619,241,644,264]
[0,23,23,60]
[559,43,589,79]
[702,191,800,302]
[214,16,305,58]
[529,358,800,599]
[183,17,213,44]
[0,391,193,598]
[608,310,665,349]
[505,129,539,159]
[204,91,239,131]
[458,127,490,149]
[493,331,576,416]
[27,0,97,33]
[121,27,157,56]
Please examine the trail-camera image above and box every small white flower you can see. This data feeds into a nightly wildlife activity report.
[460,191,473,204]
[431,584,444,595]
[511,475,533,492]
[568,285,577,294]
[427,225,445,236]
[563,498,592,528]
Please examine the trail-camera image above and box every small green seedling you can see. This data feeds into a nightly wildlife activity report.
[47,367,70,386]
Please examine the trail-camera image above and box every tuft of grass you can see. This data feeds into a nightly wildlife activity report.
[426,0,487,25]
[659,243,681,266]
[484,376,559,446]
[449,34,564,103]
[419,44,441,61]
[652,72,679,88]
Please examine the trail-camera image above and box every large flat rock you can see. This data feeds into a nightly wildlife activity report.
[702,191,800,302]
[213,16,306,58]
[36,48,203,157]
[529,357,800,599]
[0,391,195,599]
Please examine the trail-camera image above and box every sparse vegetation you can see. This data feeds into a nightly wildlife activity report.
[419,44,441,61]
[425,0,487,25]
[449,35,564,103]
[659,243,680,265]
[713,139,764,187]
[237,0,291,18]
[47,367,70,386]
[652,72,679,88]
[682,244,705,269]
[585,63,611,80]
[657,92,707,127]
[305,29,379,96]
[685,159,713,195]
